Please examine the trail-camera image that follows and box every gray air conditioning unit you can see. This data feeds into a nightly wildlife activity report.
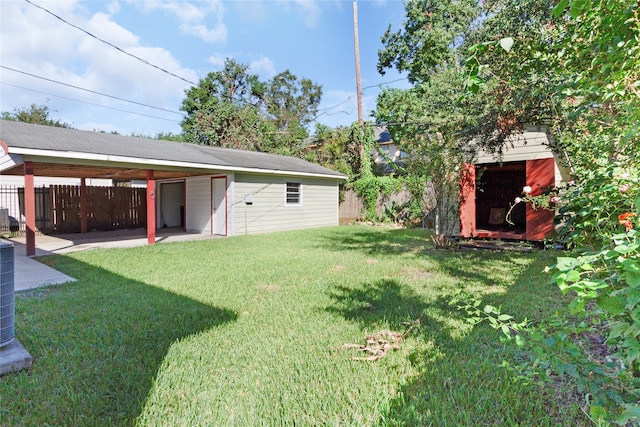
[0,240,15,347]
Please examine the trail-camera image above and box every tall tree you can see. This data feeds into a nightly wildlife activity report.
[303,123,360,178]
[261,70,322,155]
[180,58,322,155]
[1,103,73,128]
[377,0,566,153]
[375,70,474,238]
[264,70,322,132]
[181,59,266,150]
[461,0,568,153]
[377,0,479,84]
[375,0,480,236]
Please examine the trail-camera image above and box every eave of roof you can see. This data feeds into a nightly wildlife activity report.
[0,120,348,180]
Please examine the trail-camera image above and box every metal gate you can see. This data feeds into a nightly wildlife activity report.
[0,185,50,235]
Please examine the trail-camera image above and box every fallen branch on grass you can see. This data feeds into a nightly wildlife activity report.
[335,321,419,361]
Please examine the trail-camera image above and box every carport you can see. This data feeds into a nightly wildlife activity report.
[0,124,213,256]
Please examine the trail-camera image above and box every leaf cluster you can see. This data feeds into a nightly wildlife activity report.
[180,58,323,156]
[377,0,479,83]
[2,103,73,129]
[303,124,361,179]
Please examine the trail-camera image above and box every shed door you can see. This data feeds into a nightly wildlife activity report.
[160,182,184,228]
[525,158,555,241]
[211,176,227,236]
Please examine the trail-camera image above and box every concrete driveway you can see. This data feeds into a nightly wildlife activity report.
[7,228,218,291]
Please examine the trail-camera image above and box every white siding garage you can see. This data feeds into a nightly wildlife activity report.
[178,173,339,237]
[233,173,339,235]
[185,176,213,234]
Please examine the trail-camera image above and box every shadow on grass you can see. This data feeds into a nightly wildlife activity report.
[326,279,459,344]
[2,255,237,426]
[323,227,582,425]
[319,226,432,256]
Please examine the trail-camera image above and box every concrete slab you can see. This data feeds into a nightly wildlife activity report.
[13,242,76,291]
[0,339,33,375]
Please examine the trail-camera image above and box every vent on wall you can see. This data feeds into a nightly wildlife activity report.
[0,240,15,348]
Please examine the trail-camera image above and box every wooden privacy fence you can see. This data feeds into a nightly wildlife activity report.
[339,188,413,223]
[49,185,147,234]
[339,189,364,222]
[2,185,147,235]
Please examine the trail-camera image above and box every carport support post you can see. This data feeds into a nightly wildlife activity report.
[146,170,156,245]
[80,178,87,234]
[24,161,36,256]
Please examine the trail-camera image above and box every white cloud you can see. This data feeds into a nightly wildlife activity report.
[207,55,227,69]
[249,56,276,78]
[106,1,120,15]
[180,23,227,44]
[85,12,140,46]
[128,0,206,22]
[1,1,82,64]
[234,0,268,23]
[127,0,227,44]
[294,0,322,28]
[0,1,196,134]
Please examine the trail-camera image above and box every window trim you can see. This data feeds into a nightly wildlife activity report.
[285,182,302,205]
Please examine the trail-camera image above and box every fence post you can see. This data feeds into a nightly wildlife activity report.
[23,162,36,256]
[146,170,156,244]
[80,178,87,233]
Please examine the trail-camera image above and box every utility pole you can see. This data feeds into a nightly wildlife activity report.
[353,0,365,158]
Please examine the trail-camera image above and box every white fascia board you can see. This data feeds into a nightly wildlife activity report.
[11,147,347,180]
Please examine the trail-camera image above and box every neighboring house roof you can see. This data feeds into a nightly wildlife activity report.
[0,120,347,180]
[373,126,392,143]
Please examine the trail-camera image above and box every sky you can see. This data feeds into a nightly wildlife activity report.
[0,0,411,136]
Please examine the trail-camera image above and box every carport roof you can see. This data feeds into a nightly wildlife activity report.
[0,120,347,180]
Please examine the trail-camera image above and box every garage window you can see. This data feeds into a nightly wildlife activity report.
[286,182,301,205]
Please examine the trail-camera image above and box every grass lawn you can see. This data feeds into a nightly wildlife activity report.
[1,225,586,425]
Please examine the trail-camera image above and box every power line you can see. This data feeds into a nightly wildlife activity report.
[311,77,409,124]
[315,95,356,113]
[1,66,184,116]
[23,0,198,87]
[314,77,409,115]
[362,77,409,92]
[315,77,409,115]
[0,81,182,123]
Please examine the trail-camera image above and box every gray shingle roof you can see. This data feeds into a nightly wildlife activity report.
[0,119,346,178]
